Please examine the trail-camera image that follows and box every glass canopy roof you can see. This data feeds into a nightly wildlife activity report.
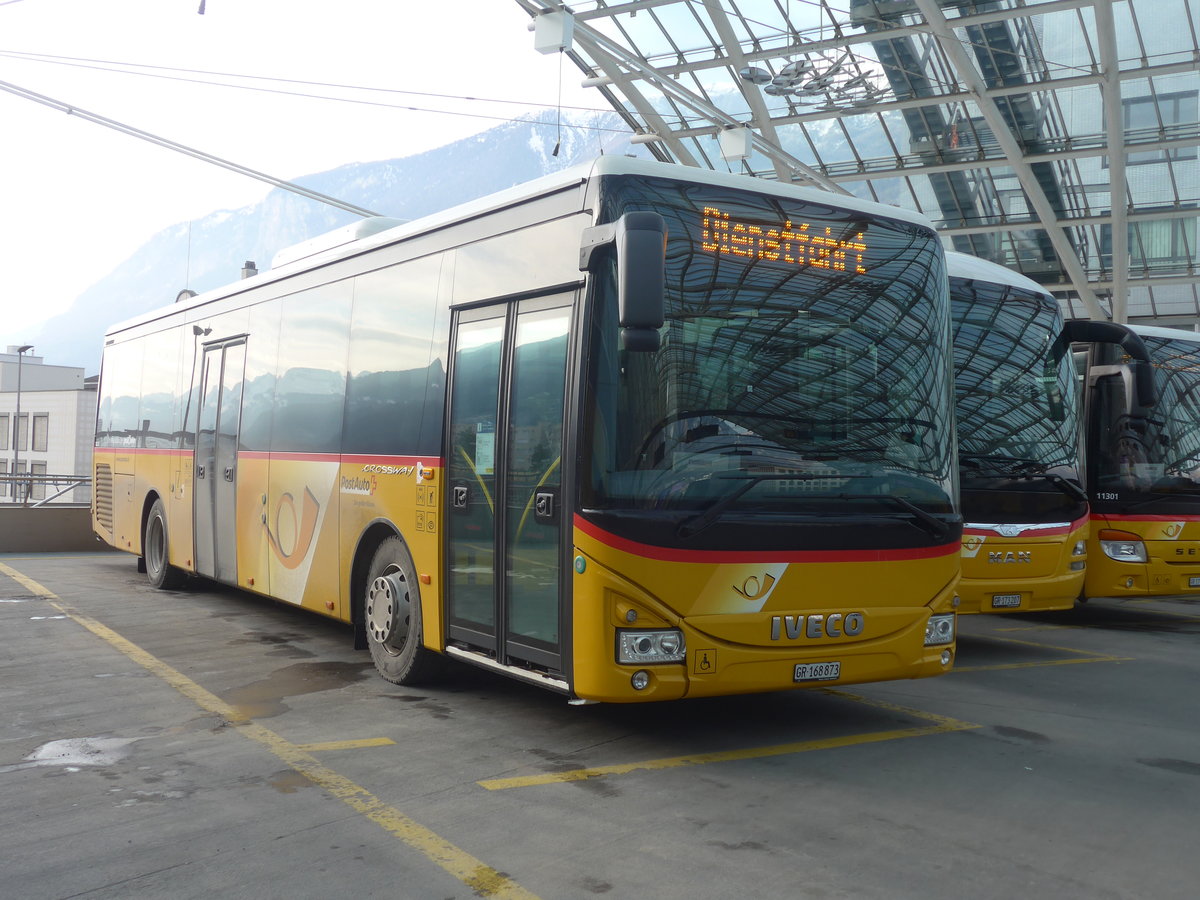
[513,0,1199,325]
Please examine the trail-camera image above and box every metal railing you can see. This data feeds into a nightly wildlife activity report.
[0,473,92,507]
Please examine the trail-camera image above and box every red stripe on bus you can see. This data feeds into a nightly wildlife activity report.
[573,515,960,564]
[1094,513,1200,523]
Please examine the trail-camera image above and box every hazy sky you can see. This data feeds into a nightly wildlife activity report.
[0,0,603,354]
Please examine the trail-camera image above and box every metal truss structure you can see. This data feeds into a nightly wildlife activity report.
[514,0,1200,324]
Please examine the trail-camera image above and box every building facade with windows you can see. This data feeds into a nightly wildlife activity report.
[0,347,96,504]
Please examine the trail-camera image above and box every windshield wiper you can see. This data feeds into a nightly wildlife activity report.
[675,473,872,538]
[835,493,952,541]
[964,471,1087,503]
[1117,489,1200,510]
[960,453,1048,474]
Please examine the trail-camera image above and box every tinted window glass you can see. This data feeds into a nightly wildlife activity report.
[272,283,352,453]
[344,257,442,455]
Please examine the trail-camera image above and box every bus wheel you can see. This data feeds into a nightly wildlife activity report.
[144,498,185,590]
[364,536,440,685]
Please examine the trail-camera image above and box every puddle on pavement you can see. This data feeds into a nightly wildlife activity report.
[222,661,374,719]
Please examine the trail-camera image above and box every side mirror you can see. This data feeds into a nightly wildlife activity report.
[580,212,667,351]
[1061,319,1156,409]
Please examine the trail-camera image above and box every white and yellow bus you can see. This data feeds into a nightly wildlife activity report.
[93,157,960,702]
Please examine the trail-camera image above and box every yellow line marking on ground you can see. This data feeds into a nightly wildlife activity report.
[1110,602,1200,620]
[954,632,1130,672]
[954,656,1132,673]
[983,633,1108,656]
[0,562,538,900]
[294,738,396,752]
[478,690,978,791]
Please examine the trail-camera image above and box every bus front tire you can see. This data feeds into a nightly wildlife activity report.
[364,536,441,685]
[144,498,186,590]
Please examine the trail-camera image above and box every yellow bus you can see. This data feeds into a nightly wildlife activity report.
[1083,323,1200,598]
[947,252,1090,613]
[946,254,1149,613]
[93,157,960,702]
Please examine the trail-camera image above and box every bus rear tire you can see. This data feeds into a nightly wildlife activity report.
[144,498,186,590]
[364,536,441,685]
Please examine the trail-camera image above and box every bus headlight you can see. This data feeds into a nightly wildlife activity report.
[924,613,955,646]
[617,629,686,664]
[1072,540,1086,556]
[1099,530,1147,563]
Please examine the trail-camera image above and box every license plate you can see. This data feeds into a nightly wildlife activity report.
[991,594,1022,608]
[1189,577,1200,588]
[794,661,840,682]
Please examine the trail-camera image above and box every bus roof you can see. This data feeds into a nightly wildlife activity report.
[1124,322,1200,344]
[105,156,938,338]
[945,250,1053,299]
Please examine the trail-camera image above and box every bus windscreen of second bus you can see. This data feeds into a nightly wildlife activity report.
[951,278,1084,523]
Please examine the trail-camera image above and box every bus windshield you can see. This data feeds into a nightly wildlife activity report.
[950,277,1084,520]
[582,174,956,545]
[1092,335,1200,502]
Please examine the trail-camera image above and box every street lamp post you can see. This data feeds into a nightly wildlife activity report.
[11,344,33,504]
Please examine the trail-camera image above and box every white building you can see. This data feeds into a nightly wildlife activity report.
[0,346,96,504]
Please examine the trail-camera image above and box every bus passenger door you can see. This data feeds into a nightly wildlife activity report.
[446,295,572,676]
[194,339,246,583]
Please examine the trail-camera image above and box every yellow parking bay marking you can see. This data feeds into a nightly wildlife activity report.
[0,562,538,900]
[954,632,1130,673]
[294,738,396,752]
[478,690,978,792]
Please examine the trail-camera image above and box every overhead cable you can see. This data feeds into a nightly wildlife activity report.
[0,77,382,218]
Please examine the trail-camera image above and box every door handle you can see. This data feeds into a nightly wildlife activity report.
[452,483,469,510]
[224,466,235,482]
[535,489,558,523]
[196,465,206,479]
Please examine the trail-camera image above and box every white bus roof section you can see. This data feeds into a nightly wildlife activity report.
[107,156,939,338]
[946,250,1053,299]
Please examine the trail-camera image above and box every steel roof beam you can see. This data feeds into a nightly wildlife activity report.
[701,0,793,182]
[557,6,850,191]
[911,0,1107,319]
[938,206,1200,237]
[619,0,1113,79]
[1096,0,1131,322]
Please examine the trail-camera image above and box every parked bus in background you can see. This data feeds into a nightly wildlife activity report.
[947,253,1151,613]
[93,157,960,703]
[1082,323,1200,598]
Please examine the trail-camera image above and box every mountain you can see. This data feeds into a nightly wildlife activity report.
[31,110,644,374]
[30,103,911,375]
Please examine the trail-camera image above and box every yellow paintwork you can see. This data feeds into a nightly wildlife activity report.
[1084,514,1200,597]
[94,447,446,644]
[570,524,959,703]
[94,443,957,701]
[957,520,1088,614]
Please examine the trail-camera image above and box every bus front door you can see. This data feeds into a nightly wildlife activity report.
[194,339,246,583]
[446,295,572,676]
